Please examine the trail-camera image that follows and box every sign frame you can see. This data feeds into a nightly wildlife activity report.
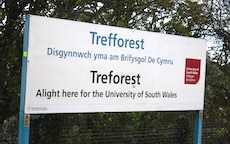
[18,14,204,144]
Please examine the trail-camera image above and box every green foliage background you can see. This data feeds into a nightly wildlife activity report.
[0,0,229,143]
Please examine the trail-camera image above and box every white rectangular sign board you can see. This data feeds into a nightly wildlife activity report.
[24,15,206,114]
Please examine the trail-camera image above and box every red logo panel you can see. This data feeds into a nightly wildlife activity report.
[185,58,201,84]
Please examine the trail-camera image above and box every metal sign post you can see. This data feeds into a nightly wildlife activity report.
[18,15,30,144]
[194,110,203,144]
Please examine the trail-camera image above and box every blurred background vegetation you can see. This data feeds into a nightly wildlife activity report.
[0,0,229,143]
